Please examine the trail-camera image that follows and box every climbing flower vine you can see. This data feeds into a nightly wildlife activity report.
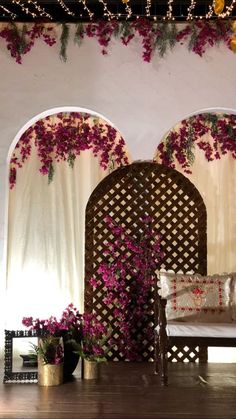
[0,19,235,64]
[155,113,236,174]
[89,216,164,361]
[9,112,129,188]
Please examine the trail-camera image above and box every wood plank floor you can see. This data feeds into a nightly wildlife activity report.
[0,362,236,419]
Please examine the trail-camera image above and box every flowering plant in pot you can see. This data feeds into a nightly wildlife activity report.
[31,336,64,386]
[22,303,82,377]
[32,335,64,366]
[70,312,109,379]
[71,312,108,362]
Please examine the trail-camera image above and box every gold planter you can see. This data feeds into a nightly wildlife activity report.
[83,359,99,380]
[37,336,64,386]
[38,359,64,386]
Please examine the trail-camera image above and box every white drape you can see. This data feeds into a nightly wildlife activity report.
[171,144,236,275]
[155,129,236,275]
[5,146,110,329]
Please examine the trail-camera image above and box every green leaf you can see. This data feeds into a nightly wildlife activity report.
[60,23,70,62]
[74,23,84,46]
[48,163,55,184]
[67,151,76,168]
[188,23,198,51]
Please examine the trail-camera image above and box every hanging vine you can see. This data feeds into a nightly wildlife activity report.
[155,113,236,174]
[9,112,130,189]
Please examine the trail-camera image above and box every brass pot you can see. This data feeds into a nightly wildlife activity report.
[83,359,99,380]
[38,358,63,386]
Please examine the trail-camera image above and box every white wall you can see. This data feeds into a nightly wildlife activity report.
[0,24,236,272]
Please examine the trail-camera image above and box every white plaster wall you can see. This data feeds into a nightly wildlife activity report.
[0,25,236,272]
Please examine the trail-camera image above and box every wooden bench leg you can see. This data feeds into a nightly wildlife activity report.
[199,345,208,363]
[154,331,159,375]
[159,333,168,386]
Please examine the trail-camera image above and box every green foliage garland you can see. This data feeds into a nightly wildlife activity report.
[0,19,234,64]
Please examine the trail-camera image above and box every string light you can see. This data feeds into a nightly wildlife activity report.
[145,0,152,17]
[74,0,94,20]
[165,0,175,21]
[205,3,215,19]
[0,4,17,20]
[26,1,53,20]
[98,0,115,21]
[121,0,132,20]
[56,0,75,17]
[217,0,236,18]
[200,0,235,20]
[3,0,236,22]
[187,0,197,21]
[11,0,37,18]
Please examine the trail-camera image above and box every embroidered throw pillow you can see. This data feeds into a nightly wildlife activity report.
[231,272,236,321]
[158,271,233,323]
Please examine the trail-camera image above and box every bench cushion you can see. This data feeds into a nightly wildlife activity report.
[165,321,236,338]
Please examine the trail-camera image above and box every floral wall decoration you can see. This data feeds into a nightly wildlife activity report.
[0,19,236,64]
[9,112,129,189]
[89,216,164,361]
[154,113,236,174]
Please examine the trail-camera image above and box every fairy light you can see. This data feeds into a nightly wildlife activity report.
[0,4,17,20]
[145,0,152,17]
[205,2,215,19]
[75,0,94,20]
[56,0,75,17]
[217,0,236,18]
[164,0,175,21]
[98,0,115,20]
[11,0,37,18]
[121,0,133,20]
[187,0,197,20]
[201,0,236,20]
[26,1,53,20]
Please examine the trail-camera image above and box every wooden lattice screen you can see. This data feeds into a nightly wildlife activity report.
[84,161,207,361]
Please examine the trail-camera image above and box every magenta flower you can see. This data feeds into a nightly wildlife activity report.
[156,113,236,173]
[10,112,129,188]
[90,216,164,361]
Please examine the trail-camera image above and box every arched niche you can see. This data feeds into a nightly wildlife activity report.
[154,110,236,275]
[5,107,131,328]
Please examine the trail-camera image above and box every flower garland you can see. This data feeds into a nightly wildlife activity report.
[9,112,129,188]
[0,22,56,64]
[90,216,164,361]
[0,19,235,64]
[155,113,236,174]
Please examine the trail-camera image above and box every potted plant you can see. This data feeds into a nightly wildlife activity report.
[70,312,109,379]
[22,303,82,378]
[32,335,64,386]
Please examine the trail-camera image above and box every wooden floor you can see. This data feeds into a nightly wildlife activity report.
[0,362,236,419]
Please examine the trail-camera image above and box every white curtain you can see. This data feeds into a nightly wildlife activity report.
[171,140,236,275]
[155,127,236,275]
[5,146,110,329]
[180,146,236,275]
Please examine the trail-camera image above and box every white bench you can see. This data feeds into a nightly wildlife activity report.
[154,271,236,385]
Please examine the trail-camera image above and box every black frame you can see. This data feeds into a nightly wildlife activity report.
[4,330,39,383]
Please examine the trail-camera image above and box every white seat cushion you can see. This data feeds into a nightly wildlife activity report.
[156,321,236,338]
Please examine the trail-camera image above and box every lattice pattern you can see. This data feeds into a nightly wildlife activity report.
[168,344,207,363]
[85,162,207,361]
